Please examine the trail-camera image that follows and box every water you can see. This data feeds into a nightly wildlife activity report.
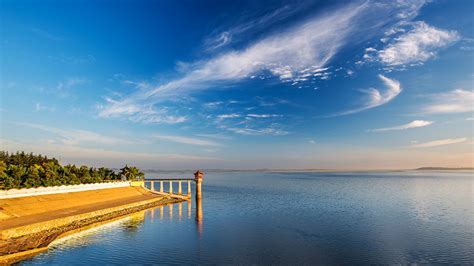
[22,171,473,265]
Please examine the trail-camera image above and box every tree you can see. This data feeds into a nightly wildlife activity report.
[0,151,144,189]
[23,165,43,188]
[119,165,144,181]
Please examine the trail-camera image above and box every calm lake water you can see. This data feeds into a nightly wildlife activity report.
[22,171,473,265]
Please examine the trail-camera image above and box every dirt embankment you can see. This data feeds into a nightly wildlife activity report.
[0,186,185,264]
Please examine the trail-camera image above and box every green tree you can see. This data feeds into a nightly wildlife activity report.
[6,164,26,188]
[0,151,144,189]
[0,161,8,189]
[120,165,144,181]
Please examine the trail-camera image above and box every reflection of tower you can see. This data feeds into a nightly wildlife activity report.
[196,197,203,236]
[194,170,204,236]
[160,206,164,220]
[178,202,183,220]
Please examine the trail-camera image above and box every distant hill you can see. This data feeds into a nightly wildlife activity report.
[415,167,474,171]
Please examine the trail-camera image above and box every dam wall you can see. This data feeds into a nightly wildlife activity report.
[0,181,130,199]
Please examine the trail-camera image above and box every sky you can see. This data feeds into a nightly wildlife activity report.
[0,0,473,170]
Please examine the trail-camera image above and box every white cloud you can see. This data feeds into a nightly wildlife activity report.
[203,4,305,52]
[333,75,401,116]
[247,114,282,118]
[392,0,428,19]
[204,101,224,108]
[194,133,232,140]
[309,139,316,144]
[224,126,288,136]
[0,138,219,169]
[44,77,87,98]
[98,2,428,126]
[16,122,136,146]
[98,97,187,124]
[35,103,55,112]
[153,135,220,146]
[370,120,433,132]
[99,3,367,120]
[422,89,474,114]
[205,31,231,51]
[217,114,241,120]
[376,21,459,66]
[57,77,86,91]
[409,138,467,148]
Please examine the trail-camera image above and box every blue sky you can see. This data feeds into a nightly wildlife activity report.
[1,0,473,169]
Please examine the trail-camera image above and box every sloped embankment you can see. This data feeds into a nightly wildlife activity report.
[0,186,184,264]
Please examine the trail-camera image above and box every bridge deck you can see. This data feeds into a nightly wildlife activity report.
[145,179,195,181]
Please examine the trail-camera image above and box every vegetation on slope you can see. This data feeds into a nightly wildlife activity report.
[0,151,144,190]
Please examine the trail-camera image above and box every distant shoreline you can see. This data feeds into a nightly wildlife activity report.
[142,167,474,174]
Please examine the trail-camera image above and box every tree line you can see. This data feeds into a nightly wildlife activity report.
[0,151,144,190]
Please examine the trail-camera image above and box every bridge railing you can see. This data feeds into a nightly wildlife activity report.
[145,178,195,198]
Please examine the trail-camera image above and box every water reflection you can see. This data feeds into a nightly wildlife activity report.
[169,204,173,221]
[122,211,146,233]
[44,199,202,256]
[145,198,204,237]
[156,199,203,236]
[196,197,203,236]
[188,199,192,219]
[24,172,473,265]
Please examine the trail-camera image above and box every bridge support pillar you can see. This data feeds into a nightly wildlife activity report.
[178,181,182,195]
[187,181,191,198]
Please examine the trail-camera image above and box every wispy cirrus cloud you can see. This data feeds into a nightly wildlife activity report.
[98,1,428,128]
[370,120,433,132]
[203,4,302,51]
[57,77,86,90]
[98,3,368,122]
[42,77,87,98]
[422,89,474,114]
[217,114,241,120]
[365,21,459,67]
[224,126,288,136]
[97,97,187,124]
[153,134,220,146]
[409,138,467,148]
[35,103,56,112]
[16,122,137,146]
[0,138,219,168]
[332,74,401,116]
[194,133,232,140]
[247,114,282,118]
[32,27,63,41]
